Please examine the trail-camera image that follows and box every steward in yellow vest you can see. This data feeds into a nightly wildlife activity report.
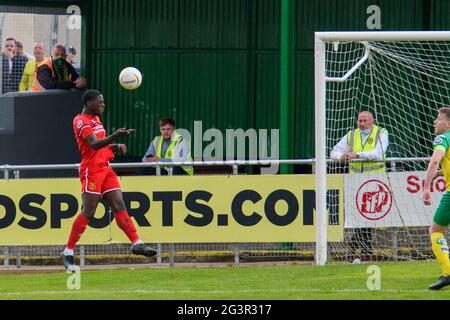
[330,111,389,260]
[151,131,193,175]
[142,118,193,176]
[348,125,387,173]
[330,111,389,174]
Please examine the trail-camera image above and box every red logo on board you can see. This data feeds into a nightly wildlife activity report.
[356,180,393,220]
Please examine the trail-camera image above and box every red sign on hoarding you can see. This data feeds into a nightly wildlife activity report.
[356,180,393,220]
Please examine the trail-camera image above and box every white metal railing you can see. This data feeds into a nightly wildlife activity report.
[0,157,431,179]
[0,159,314,171]
[0,159,311,178]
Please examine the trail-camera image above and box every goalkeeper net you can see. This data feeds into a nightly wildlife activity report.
[317,32,450,263]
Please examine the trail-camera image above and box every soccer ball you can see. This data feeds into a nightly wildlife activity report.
[119,67,142,90]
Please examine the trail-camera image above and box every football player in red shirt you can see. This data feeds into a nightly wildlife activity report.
[61,89,156,272]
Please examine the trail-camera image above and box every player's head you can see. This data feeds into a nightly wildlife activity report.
[434,108,450,135]
[357,111,375,132]
[82,90,104,116]
[159,118,176,140]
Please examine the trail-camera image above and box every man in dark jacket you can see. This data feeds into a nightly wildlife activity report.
[2,37,28,94]
[31,43,86,91]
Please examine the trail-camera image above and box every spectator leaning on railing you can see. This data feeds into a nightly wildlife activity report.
[142,118,194,176]
[19,41,46,92]
[331,110,389,261]
[31,43,86,91]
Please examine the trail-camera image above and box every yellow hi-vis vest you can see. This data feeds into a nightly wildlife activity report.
[348,125,386,174]
[154,131,193,175]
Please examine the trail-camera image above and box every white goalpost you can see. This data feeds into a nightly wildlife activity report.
[315,31,450,265]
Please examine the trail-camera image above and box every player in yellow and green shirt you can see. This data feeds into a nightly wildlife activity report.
[423,107,450,290]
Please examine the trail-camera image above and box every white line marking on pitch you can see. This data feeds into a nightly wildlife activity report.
[0,288,435,295]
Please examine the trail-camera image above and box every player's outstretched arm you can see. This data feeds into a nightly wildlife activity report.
[85,128,135,150]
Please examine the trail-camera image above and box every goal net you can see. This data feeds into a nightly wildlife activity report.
[315,32,450,264]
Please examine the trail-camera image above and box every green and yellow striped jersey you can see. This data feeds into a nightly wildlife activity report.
[433,130,450,191]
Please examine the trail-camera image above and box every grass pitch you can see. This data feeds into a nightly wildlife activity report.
[0,261,449,300]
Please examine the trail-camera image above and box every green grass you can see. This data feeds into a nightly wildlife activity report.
[0,261,449,300]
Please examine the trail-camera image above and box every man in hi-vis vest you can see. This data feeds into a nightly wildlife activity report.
[331,111,389,260]
[142,118,193,176]
[331,110,389,172]
[31,44,86,91]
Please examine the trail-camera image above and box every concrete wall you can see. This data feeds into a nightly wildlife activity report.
[0,89,84,176]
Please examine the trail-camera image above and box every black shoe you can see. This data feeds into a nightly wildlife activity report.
[429,275,450,290]
[60,252,76,273]
[131,243,157,257]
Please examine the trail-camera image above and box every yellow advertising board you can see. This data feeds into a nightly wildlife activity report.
[0,175,343,245]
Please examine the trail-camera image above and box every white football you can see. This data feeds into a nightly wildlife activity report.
[119,67,142,90]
